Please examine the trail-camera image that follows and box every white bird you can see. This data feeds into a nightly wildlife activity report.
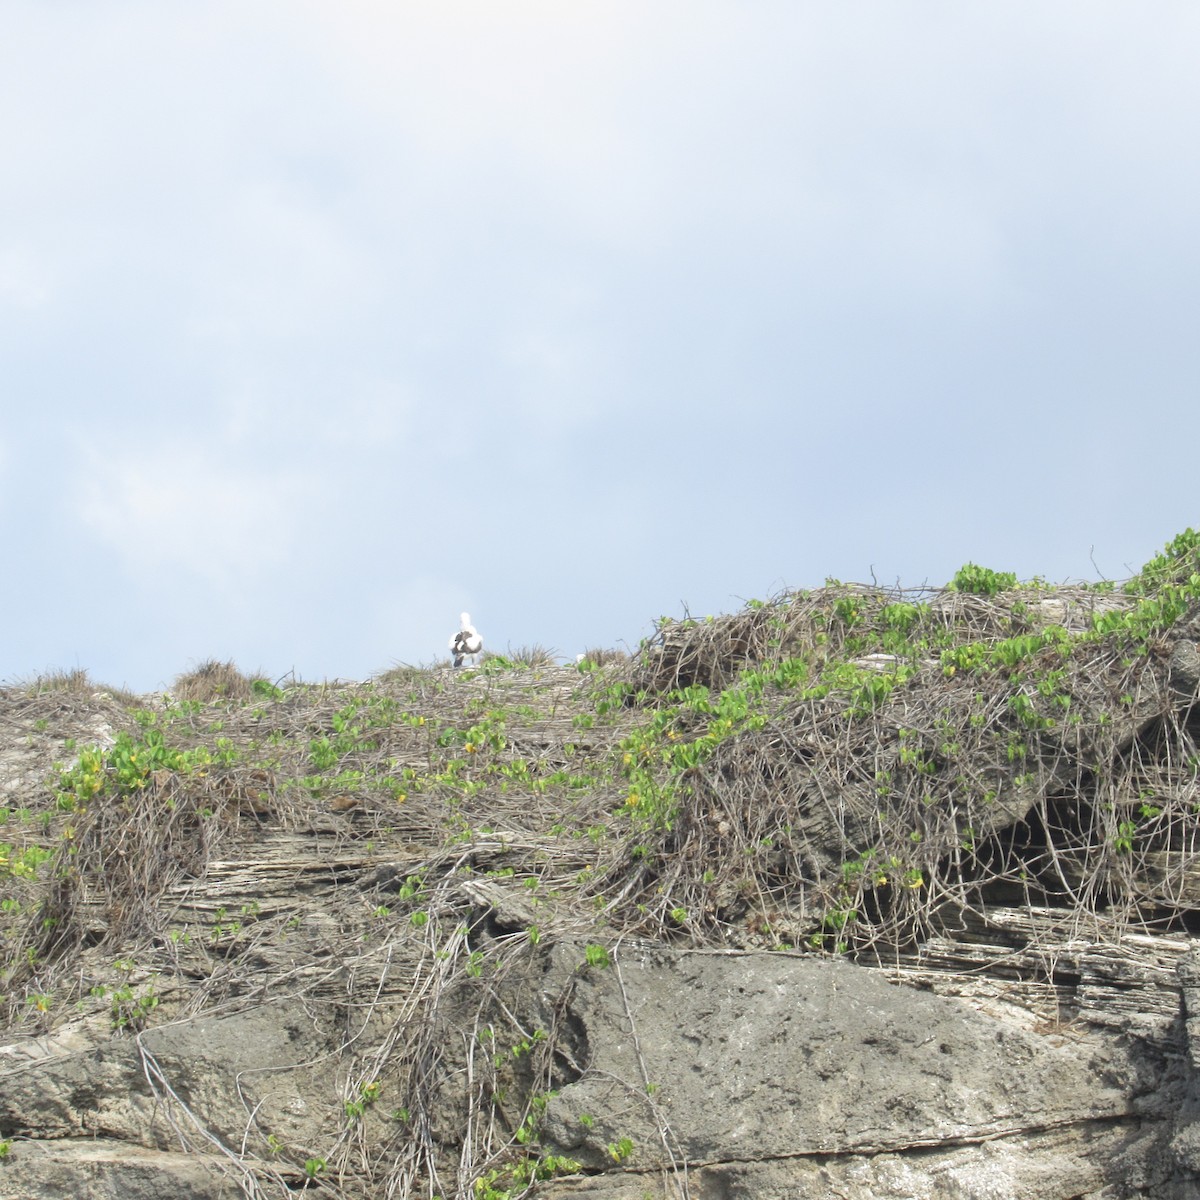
[449,612,483,668]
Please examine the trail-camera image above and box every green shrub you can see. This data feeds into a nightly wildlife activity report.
[1126,528,1200,595]
[948,563,1018,596]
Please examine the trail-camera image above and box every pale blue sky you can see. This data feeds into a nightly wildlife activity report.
[4,3,1199,691]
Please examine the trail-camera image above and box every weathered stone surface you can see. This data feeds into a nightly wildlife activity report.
[0,1000,328,1146]
[1169,946,1200,1179]
[541,1124,1172,1200]
[536,945,1178,1198]
[1169,639,1200,700]
[7,933,1190,1199]
[0,1139,236,1200]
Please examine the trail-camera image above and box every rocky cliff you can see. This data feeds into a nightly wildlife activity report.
[6,540,1200,1198]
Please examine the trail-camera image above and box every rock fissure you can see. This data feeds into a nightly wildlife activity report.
[594,1109,1150,1173]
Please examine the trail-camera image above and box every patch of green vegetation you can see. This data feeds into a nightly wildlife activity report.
[1125,527,1200,595]
[948,562,1019,596]
[56,729,209,809]
[0,843,53,881]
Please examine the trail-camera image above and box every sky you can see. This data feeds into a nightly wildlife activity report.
[3,3,1200,693]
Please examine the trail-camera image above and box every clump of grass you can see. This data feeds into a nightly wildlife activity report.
[506,645,558,668]
[480,646,558,669]
[22,668,96,695]
[578,647,628,668]
[374,663,430,687]
[17,669,135,703]
[172,659,260,703]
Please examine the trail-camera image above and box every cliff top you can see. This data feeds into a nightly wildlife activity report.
[4,528,1200,1194]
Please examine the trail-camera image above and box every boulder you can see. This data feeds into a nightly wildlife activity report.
[538,945,1185,1199]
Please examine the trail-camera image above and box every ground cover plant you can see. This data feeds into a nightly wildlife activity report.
[3,529,1200,1196]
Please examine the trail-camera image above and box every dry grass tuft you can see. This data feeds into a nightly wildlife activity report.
[172,659,260,703]
[18,667,136,703]
[578,647,629,667]
[501,644,559,668]
[373,662,431,686]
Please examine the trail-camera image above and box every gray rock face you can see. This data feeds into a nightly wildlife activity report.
[537,945,1179,1199]
[1170,639,1200,699]
[0,936,1190,1200]
[3,937,1189,1199]
[0,1001,329,1150]
[0,1139,235,1200]
[0,1001,334,1199]
[1170,946,1200,1179]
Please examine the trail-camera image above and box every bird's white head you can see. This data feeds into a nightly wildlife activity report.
[460,612,472,630]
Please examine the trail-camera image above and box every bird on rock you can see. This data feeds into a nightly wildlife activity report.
[450,612,483,668]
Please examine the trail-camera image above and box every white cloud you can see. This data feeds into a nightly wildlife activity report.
[281,3,688,247]
[74,441,307,593]
[185,180,377,345]
[500,323,607,433]
[214,375,412,458]
[0,243,55,311]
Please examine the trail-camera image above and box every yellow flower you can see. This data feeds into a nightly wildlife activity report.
[464,742,477,754]
[625,792,640,808]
